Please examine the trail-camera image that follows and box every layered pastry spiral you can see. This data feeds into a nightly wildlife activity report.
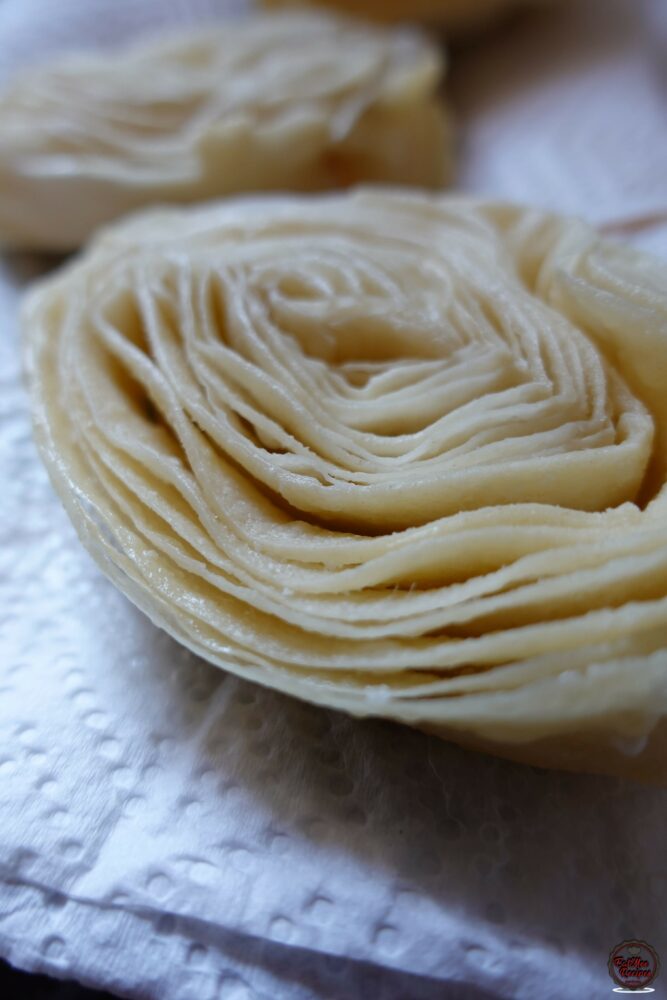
[0,13,448,250]
[263,0,548,33]
[24,190,667,779]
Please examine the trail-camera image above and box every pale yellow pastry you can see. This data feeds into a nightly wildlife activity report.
[0,13,449,250]
[263,0,549,33]
[24,189,667,780]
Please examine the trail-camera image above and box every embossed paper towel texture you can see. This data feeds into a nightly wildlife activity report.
[1,1,667,998]
[452,0,667,228]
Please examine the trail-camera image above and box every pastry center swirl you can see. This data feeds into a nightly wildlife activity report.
[95,226,653,531]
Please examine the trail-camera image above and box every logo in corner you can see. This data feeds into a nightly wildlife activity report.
[608,939,660,992]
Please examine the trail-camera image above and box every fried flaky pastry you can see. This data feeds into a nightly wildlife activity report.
[263,0,549,33]
[0,13,449,250]
[24,189,667,780]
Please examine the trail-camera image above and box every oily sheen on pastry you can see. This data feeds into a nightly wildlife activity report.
[0,13,449,250]
[263,0,548,33]
[24,190,667,780]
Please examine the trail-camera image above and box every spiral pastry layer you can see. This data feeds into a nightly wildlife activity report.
[24,189,667,778]
[0,13,448,250]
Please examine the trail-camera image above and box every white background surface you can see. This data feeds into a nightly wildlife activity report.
[1,1,666,998]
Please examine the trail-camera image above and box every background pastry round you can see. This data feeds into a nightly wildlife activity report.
[262,0,553,34]
[0,12,450,250]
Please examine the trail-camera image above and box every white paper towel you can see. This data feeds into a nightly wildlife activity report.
[451,0,667,228]
[1,1,667,998]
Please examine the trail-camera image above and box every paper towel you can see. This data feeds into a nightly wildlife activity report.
[451,0,667,227]
[1,1,667,998]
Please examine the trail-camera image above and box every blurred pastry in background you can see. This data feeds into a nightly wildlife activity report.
[263,0,551,34]
[0,11,451,251]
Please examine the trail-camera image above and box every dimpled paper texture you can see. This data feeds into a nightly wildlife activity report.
[1,0,667,997]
